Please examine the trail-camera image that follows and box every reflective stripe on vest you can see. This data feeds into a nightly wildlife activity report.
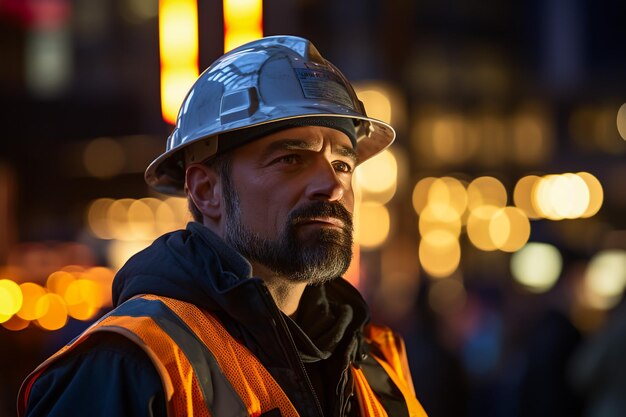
[363,325,428,417]
[19,295,428,417]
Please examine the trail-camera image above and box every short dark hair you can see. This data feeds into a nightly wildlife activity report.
[187,152,232,223]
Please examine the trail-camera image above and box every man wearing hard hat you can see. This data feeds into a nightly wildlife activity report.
[19,36,428,417]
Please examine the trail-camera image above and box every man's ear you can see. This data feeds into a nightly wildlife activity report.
[185,163,223,222]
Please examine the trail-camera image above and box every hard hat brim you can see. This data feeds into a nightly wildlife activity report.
[145,114,395,196]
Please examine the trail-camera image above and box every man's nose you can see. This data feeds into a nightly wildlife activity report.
[305,162,346,202]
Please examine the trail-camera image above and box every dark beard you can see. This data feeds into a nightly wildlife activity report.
[223,190,353,285]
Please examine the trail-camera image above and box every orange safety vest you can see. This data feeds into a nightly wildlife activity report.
[19,295,428,417]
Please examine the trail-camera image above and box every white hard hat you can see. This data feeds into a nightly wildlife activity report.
[145,35,396,195]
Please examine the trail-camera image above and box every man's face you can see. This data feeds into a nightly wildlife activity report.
[221,125,356,285]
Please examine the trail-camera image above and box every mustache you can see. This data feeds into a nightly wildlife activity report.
[289,201,353,230]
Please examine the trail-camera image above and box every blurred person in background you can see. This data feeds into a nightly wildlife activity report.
[18,36,427,417]
[570,292,626,417]
[404,281,470,417]
[479,256,586,417]
[512,259,585,417]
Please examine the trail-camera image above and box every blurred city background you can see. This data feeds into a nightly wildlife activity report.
[1,0,626,416]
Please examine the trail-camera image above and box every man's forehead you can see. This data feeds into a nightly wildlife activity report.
[268,138,357,160]
[248,126,356,157]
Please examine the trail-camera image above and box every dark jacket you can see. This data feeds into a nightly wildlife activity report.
[21,223,409,417]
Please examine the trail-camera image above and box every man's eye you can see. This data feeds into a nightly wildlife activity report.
[333,161,353,173]
[276,154,300,165]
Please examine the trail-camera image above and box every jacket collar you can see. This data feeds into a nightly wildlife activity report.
[113,221,370,364]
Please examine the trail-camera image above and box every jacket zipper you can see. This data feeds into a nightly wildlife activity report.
[258,283,325,417]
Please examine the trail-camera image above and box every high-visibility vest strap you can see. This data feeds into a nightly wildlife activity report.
[364,324,428,417]
[352,366,389,417]
[143,295,300,417]
[92,313,215,417]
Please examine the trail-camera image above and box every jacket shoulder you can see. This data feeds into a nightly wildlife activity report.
[22,332,166,417]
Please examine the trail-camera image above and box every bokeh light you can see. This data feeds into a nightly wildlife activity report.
[533,173,589,219]
[0,263,115,331]
[83,138,125,178]
[88,197,189,242]
[159,0,199,124]
[0,279,23,318]
[223,0,263,52]
[64,279,103,320]
[489,207,531,252]
[356,149,398,202]
[35,293,68,331]
[17,282,47,320]
[430,114,473,164]
[467,176,507,210]
[357,89,392,124]
[415,175,534,254]
[108,240,153,271]
[412,177,437,215]
[428,177,468,217]
[419,230,461,278]
[511,243,563,293]
[577,172,604,218]
[46,270,76,297]
[87,198,116,239]
[355,83,407,131]
[155,199,178,234]
[0,311,11,324]
[513,175,542,219]
[108,198,135,240]
[357,202,391,249]
[419,205,462,238]
[412,111,457,166]
[1,315,30,331]
[85,266,115,307]
[467,205,500,251]
[529,172,603,220]
[582,250,626,310]
[128,198,157,239]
